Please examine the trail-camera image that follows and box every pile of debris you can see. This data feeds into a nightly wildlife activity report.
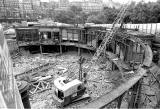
[13,51,158,108]
[13,52,116,108]
[140,64,160,108]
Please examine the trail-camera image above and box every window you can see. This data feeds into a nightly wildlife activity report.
[58,90,64,100]
[77,85,83,90]
[54,32,59,40]
[47,32,51,39]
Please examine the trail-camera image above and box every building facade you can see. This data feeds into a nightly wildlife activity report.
[58,0,69,10]
[82,0,103,12]
[82,3,103,12]
[19,0,34,18]
[0,0,20,18]
[69,0,104,13]
[70,1,83,7]
[0,0,6,18]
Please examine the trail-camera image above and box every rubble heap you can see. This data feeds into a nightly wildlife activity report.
[13,51,160,108]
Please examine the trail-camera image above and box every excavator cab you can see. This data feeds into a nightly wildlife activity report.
[53,77,87,107]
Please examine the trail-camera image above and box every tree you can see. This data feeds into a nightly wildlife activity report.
[103,7,118,23]
[54,10,75,24]
[86,15,100,23]
[125,1,160,23]
[70,5,82,15]
[54,0,160,24]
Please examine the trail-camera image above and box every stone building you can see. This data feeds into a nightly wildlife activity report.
[0,0,20,18]
[58,0,69,10]
[69,0,103,13]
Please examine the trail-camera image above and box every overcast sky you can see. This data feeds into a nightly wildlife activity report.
[42,0,157,4]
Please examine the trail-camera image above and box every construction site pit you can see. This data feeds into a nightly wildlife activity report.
[12,46,159,108]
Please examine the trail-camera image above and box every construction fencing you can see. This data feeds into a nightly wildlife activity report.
[92,23,160,35]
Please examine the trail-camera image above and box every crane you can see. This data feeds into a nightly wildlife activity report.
[52,1,132,107]
[83,1,131,82]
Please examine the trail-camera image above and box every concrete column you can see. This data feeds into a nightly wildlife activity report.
[158,49,160,66]
[59,29,62,54]
[60,45,62,55]
[78,47,81,56]
[40,45,42,54]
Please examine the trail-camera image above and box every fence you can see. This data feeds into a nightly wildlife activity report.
[92,23,160,36]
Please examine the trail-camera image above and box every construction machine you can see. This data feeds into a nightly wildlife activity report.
[52,1,131,107]
[53,77,90,107]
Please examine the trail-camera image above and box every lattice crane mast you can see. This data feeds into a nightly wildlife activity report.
[83,1,131,81]
[93,3,130,60]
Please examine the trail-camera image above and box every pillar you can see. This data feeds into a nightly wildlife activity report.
[59,29,62,54]
[78,47,81,56]
[40,44,42,54]
[158,49,160,66]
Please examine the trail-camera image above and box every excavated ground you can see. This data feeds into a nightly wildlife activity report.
[12,51,122,108]
[12,51,159,108]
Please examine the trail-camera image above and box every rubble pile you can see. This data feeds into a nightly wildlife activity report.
[140,71,160,108]
[13,52,117,108]
[13,51,158,108]
[117,65,160,109]
[13,54,52,75]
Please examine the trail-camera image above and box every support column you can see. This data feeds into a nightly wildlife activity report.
[39,33,43,54]
[112,40,116,70]
[96,32,99,48]
[158,49,160,66]
[124,39,127,62]
[60,45,62,54]
[59,29,62,54]
[17,41,21,55]
[78,30,82,56]
[133,43,138,69]
[79,56,82,81]
[78,47,81,56]
[40,44,42,54]
[117,93,125,109]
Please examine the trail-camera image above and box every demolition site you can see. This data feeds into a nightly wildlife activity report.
[1,2,160,109]
[6,20,160,108]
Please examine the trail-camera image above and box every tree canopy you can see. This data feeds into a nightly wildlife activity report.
[53,1,160,24]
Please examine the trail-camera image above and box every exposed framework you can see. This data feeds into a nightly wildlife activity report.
[14,28,154,108]
[93,3,130,60]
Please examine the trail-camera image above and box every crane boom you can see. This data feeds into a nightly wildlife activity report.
[83,1,131,81]
[93,3,130,60]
